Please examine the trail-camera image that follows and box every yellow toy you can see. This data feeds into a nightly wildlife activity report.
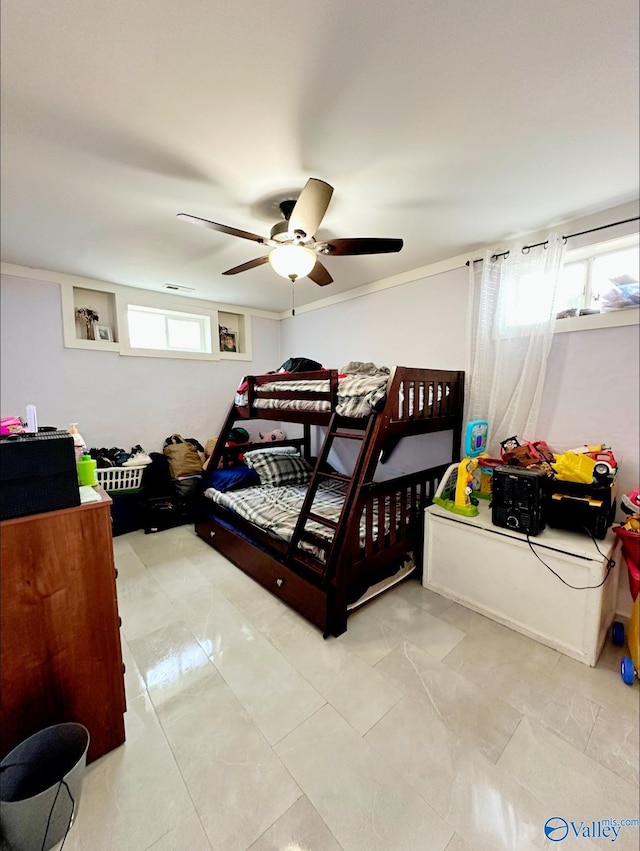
[433,457,480,517]
[455,457,480,510]
[551,451,596,484]
[621,515,640,533]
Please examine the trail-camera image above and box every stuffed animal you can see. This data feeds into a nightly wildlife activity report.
[258,429,287,442]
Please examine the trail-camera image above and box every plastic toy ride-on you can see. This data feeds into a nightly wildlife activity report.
[611,488,640,685]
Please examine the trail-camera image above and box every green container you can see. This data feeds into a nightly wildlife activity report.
[76,454,97,486]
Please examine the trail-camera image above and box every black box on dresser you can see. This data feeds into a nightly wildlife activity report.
[0,431,80,520]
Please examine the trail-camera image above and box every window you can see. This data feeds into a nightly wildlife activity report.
[556,235,639,319]
[127,305,213,353]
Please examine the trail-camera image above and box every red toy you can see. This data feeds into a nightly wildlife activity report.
[569,444,618,475]
[501,439,553,468]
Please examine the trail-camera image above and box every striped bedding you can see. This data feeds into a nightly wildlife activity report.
[253,373,389,418]
[251,375,448,418]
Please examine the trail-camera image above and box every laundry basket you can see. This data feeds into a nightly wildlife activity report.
[96,466,145,494]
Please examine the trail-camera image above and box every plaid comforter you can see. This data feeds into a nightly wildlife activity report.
[204,479,346,560]
[204,477,413,562]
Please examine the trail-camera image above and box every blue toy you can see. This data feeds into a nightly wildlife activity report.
[465,420,489,457]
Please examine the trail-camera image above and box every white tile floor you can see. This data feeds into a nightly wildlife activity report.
[60,525,639,851]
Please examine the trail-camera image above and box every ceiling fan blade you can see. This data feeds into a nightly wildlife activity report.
[288,178,334,238]
[307,260,333,286]
[222,256,270,275]
[315,237,403,256]
[177,213,267,244]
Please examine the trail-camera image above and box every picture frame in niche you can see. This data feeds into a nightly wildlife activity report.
[219,327,237,352]
[96,324,113,342]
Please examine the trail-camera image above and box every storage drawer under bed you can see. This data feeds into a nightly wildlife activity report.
[195,512,330,633]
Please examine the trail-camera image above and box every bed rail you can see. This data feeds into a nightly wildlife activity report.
[238,370,339,420]
[385,367,464,425]
[379,368,464,461]
[237,366,464,437]
[347,464,449,564]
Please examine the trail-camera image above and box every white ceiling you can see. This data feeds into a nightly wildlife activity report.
[1,0,638,313]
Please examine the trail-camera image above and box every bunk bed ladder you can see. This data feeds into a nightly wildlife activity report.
[289,413,377,574]
[207,404,241,471]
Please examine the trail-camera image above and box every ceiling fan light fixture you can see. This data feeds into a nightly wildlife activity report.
[268,244,316,281]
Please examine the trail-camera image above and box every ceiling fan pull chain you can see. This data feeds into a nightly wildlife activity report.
[292,283,296,316]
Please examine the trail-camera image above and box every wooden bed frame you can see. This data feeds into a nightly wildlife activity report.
[195,366,465,636]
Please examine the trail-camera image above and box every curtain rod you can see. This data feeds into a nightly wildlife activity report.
[466,215,640,266]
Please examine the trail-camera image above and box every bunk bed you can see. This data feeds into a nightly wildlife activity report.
[195,365,465,637]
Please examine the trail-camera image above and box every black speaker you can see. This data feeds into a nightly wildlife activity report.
[491,466,546,536]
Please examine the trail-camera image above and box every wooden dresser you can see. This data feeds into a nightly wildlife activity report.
[0,487,126,763]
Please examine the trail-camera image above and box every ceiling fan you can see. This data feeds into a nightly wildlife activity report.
[177,178,403,286]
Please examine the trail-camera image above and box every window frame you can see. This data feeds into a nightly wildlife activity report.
[554,233,639,334]
[117,290,221,361]
[126,303,213,355]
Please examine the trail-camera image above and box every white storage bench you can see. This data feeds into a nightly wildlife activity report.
[423,502,620,666]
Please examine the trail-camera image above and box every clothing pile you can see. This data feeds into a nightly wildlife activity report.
[88,444,152,468]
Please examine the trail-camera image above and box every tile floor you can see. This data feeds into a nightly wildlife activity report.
[60,525,638,851]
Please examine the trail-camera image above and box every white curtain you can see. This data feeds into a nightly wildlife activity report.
[466,234,566,455]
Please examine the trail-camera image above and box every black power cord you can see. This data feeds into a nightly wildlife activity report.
[525,524,616,589]
[40,778,74,851]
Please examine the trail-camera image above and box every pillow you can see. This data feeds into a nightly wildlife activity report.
[245,452,313,487]
[204,465,260,492]
[244,445,299,462]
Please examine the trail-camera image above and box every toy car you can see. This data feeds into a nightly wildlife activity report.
[589,450,617,476]
[569,445,617,475]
